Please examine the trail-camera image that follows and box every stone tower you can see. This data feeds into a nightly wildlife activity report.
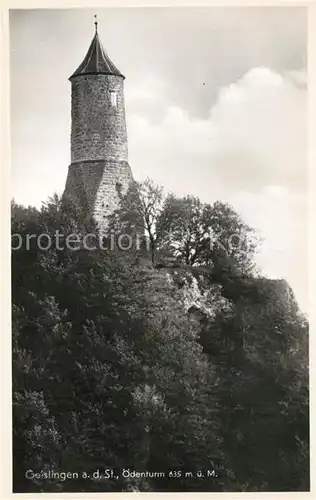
[64,19,133,228]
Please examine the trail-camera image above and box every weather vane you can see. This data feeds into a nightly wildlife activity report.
[94,14,98,33]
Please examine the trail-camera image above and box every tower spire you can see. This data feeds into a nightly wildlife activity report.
[69,17,124,79]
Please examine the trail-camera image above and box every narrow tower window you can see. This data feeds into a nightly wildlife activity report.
[110,91,117,107]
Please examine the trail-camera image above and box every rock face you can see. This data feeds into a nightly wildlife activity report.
[64,28,133,228]
[161,266,232,319]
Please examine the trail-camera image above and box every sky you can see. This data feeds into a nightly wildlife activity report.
[10,7,307,312]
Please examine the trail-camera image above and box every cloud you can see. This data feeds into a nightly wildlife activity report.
[129,67,306,194]
[284,70,307,88]
[210,67,306,192]
[11,8,306,204]
[128,67,307,310]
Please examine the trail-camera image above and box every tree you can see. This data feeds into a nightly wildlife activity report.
[108,178,165,264]
[12,301,66,492]
[198,275,309,491]
[11,191,309,493]
[157,196,259,275]
[156,195,211,265]
[12,195,224,492]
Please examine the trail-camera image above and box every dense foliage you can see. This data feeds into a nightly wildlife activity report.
[11,185,309,492]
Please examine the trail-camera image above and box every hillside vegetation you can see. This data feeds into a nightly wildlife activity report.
[11,180,309,492]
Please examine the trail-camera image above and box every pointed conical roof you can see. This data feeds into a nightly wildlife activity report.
[69,28,124,80]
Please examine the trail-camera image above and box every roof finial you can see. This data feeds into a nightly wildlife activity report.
[94,14,98,33]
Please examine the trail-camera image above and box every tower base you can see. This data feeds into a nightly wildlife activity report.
[63,159,133,229]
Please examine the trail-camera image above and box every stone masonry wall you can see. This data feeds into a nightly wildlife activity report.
[64,160,133,228]
[71,74,128,163]
[64,70,133,229]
